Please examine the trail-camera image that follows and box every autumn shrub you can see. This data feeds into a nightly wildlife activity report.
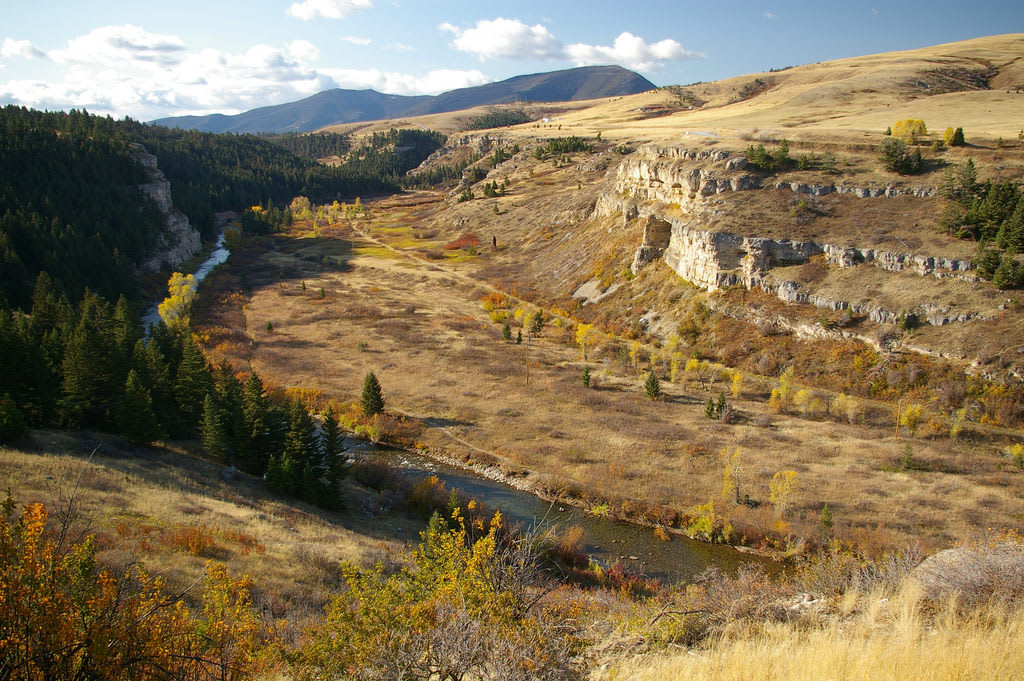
[162,523,215,557]
[444,233,482,250]
[640,565,792,647]
[289,509,581,680]
[0,495,267,680]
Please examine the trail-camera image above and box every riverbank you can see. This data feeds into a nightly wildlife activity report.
[342,428,780,583]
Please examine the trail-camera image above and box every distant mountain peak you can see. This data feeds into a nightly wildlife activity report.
[153,65,655,134]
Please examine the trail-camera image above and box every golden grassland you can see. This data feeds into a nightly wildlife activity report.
[194,191,1024,558]
[0,431,413,624]
[600,587,1024,681]
[319,34,1024,152]
[189,33,1024,560]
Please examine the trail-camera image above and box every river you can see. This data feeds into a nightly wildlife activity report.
[353,440,775,584]
[141,230,231,334]
[145,230,770,583]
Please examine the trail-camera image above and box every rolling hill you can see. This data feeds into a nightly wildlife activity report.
[153,65,655,134]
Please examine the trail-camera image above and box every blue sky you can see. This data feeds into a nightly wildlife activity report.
[1,0,1021,121]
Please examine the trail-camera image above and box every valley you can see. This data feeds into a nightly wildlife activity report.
[3,31,1024,681]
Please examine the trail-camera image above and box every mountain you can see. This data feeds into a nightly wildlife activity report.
[152,65,655,133]
[154,89,432,135]
[403,65,655,116]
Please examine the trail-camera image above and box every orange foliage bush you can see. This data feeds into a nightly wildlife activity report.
[443,233,482,250]
[0,495,269,679]
[162,523,215,557]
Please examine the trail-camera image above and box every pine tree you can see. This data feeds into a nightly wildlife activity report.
[819,503,834,537]
[581,365,591,388]
[0,392,27,443]
[644,370,661,399]
[502,320,512,340]
[283,397,319,470]
[998,196,1024,253]
[361,371,384,417]
[59,293,115,428]
[265,453,289,494]
[115,369,163,444]
[705,396,717,419]
[993,255,1022,290]
[321,405,346,483]
[240,372,274,473]
[212,362,245,460]
[173,335,212,425]
[134,338,181,436]
[111,295,140,383]
[200,394,230,461]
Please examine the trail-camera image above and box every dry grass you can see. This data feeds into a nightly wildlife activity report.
[0,431,413,627]
[193,194,1024,557]
[598,585,1024,681]
[598,593,1024,679]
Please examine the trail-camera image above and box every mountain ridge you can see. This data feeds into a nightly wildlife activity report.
[152,65,655,134]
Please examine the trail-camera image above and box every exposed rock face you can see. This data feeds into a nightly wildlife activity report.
[132,144,201,273]
[630,216,673,273]
[611,144,938,208]
[599,144,979,329]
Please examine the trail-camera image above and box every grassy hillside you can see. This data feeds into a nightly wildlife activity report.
[5,33,1024,681]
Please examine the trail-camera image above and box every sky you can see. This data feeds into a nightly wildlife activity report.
[1,0,1021,121]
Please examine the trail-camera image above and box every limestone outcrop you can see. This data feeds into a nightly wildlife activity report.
[132,144,201,273]
[598,144,979,328]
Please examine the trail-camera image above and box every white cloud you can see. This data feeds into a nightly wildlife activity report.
[288,0,372,21]
[340,35,372,45]
[287,39,321,61]
[763,11,776,19]
[387,42,415,52]
[321,67,487,95]
[441,18,562,61]
[0,24,490,119]
[565,32,702,71]
[1,38,46,60]
[442,19,701,71]
[52,25,186,67]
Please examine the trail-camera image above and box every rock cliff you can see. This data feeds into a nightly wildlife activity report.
[131,144,201,272]
[598,144,978,328]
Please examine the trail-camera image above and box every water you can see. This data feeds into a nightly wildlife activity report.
[142,230,230,334]
[138,232,770,583]
[353,441,775,584]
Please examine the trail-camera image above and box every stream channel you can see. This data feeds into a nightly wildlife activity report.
[141,230,230,333]
[148,230,773,585]
[353,440,775,584]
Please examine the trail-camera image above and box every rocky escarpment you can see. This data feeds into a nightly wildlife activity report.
[131,144,201,272]
[611,143,938,208]
[598,144,981,328]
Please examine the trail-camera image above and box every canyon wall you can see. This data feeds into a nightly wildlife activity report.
[597,144,978,327]
[132,144,201,272]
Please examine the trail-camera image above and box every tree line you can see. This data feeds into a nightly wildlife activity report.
[0,106,451,314]
[0,272,346,508]
[0,106,163,310]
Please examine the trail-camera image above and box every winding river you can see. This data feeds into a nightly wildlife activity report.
[354,441,774,584]
[141,230,230,333]
[150,231,771,584]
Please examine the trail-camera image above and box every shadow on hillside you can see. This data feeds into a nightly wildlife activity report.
[22,428,420,543]
[422,416,473,428]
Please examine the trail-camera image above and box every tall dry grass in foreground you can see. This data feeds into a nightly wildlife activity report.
[601,584,1024,681]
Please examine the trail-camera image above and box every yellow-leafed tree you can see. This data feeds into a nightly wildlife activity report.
[157,271,197,331]
[891,119,928,143]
